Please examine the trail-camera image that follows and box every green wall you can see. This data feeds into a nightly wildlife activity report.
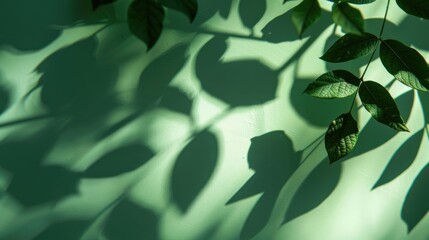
[0,0,428,239]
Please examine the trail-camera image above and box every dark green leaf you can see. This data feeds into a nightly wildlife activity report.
[82,144,154,178]
[332,2,364,35]
[402,163,429,232]
[171,131,218,212]
[304,70,360,98]
[104,199,158,240]
[321,33,378,62]
[159,0,198,22]
[396,0,429,20]
[325,113,359,163]
[380,39,429,91]
[92,0,117,10]
[239,0,266,31]
[291,0,322,38]
[359,81,409,132]
[128,0,165,50]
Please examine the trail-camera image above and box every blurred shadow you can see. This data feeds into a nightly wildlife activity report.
[0,0,92,51]
[227,131,300,239]
[136,44,190,110]
[261,8,332,43]
[159,86,194,116]
[372,128,424,189]
[33,219,91,240]
[81,143,154,178]
[401,163,429,233]
[0,84,10,116]
[171,130,219,213]
[103,199,159,240]
[195,36,278,107]
[31,36,118,120]
[283,158,341,224]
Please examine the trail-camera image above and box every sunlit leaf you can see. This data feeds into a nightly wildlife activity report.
[359,81,409,132]
[92,0,117,10]
[291,0,322,38]
[159,0,198,22]
[82,144,154,178]
[396,0,429,20]
[321,33,378,62]
[128,0,165,50]
[304,70,360,98]
[171,131,218,212]
[104,199,158,240]
[332,2,364,35]
[325,113,359,163]
[402,163,429,232]
[380,39,429,91]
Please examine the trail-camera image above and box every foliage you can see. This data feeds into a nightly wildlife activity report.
[0,0,428,239]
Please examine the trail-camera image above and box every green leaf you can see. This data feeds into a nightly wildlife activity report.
[359,81,409,132]
[379,39,429,91]
[291,0,322,38]
[92,0,117,10]
[128,0,165,50]
[304,70,360,98]
[396,0,429,20]
[159,0,198,22]
[325,113,359,163]
[82,144,154,178]
[332,2,364,35]
[321,33,378,62]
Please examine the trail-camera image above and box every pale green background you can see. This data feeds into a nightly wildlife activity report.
[0,0,428,239]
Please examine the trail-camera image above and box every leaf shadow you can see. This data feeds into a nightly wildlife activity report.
[238,0,267,34]
[81,143,154,178]
[0,0,92,51]
[171,130,219,213]
[195,36,279,107]
[31,36,119,123]
[401,162,429,233]
[372,128,424,189]
[261,7,333,43]
[283,158,341,224]
[104,198,159,240]
[33,219,91,240]
[227,130,300,239]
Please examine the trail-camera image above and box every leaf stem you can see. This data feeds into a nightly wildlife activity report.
[349,0,391,113]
